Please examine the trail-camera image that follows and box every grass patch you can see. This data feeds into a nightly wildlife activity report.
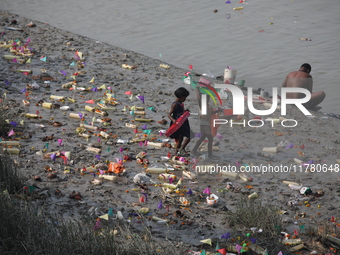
[224,198,286,254]
[0,152,185,254]
[0,192,186,255]
[0,154,24,194]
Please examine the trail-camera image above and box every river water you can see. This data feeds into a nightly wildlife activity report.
[2,0,339,113]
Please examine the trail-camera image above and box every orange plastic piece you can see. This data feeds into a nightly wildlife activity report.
[108,162,124,174]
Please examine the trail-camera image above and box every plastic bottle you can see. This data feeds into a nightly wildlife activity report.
[50,95,64,100]
[80,124,98,130]
[3,148,20,154]
[0,141,20,146]
[69,113,81,119]
[100,131,110,139]
[147,142,163,148]
[134,118,153,122]
[262,147,277,153]
[116,139,129,144]
[288,184,302,191]
[134,111,145,115]
[25,113,40,118]
[99,175,117,181]
[146,168,168,174]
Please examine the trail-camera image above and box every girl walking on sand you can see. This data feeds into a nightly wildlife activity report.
[168,87,194,156]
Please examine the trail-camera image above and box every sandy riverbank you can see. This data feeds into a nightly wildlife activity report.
[1,10,340,254]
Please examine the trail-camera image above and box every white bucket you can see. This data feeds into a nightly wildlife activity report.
[224,69,237,84]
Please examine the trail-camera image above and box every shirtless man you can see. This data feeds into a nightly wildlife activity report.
[281,63,325,109]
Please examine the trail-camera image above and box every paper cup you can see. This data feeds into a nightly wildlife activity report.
[224,69,237,84]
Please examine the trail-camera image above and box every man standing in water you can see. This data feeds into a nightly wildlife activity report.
[281,63,325,109]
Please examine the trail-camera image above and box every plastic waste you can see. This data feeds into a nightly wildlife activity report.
[134,118,153,122]
[248,192,258,199]
[100,131,110,139]
[69,113,81,119]
[277,140,290,148]
[121,64,136,70]
[133,173,155,184]
[50,95,64,100]
[206,194,219,205]
[289,184,303,191]
[262,147,277,153]
[202,70,215,79]
[147,142,163,148]
[80,124,98,130]
[60,106,70,111]
[61,82,74,88]
[294,158,303,164]
[300,187,312,195]
[125,123,137,129]
[146,167,168,174]
[117,139,130,144]
[85,105,95,112]
[151,216,168,224]
[159,64,170,69]
[158,173,177,181]
[116,211,124,219]
[0,141,20,146]
[283,181,300,185]
[86,146,101,154]
[182,170,197,179]
[282,238,302,245]
[179,197,190,206]
[290,244,304,252]
[99,175,117,181]
[3,148,20,154]
[25,113,40,118]
[42,102,52,109]
[326,235,340,246]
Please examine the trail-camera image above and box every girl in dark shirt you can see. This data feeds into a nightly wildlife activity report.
[168,87,194,156]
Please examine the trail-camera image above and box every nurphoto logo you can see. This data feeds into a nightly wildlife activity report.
[201,85,312,128]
